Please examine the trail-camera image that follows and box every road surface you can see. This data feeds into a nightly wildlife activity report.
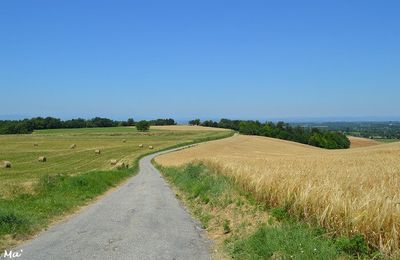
[15,147,210,260]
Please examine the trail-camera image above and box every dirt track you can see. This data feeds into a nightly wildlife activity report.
[15,148,210,260]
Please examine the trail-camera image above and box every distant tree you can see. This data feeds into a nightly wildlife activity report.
[89,117,117,127]
[44,117,62,129]
[239,121,262,135]
[0,116,352,148]
[150,118,176,125]
[0,120,33,134]
[276,121,285,129]
[64,118,87,128]
[189,119,201,126]
[30,117,46,129]
[192,118,351,149]
[218,119,241,130]
[127,118,135,126]
[308,133,327,148]
[201,120,218,127]
[260,124,273,137]
[136,120,150,131]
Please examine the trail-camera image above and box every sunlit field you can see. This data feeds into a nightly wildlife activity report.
[0,126,231,199]
[347,136,380,148]
[156,134,400,256]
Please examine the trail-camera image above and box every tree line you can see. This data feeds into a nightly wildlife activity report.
[190,118,350,149]
[296,121,400,140]
[0,117,176,135]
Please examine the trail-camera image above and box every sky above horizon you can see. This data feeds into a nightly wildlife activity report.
[1,0,399,121]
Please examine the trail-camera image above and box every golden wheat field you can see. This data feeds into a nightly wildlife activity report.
[155,135,400,256]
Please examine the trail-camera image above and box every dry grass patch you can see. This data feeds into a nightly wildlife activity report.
[348,136,381,148]
[156,134,400,257]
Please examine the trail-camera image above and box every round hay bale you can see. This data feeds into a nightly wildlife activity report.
[110,159,118,165]
[138,144,143,148]
[70,144,76,149]
[122,139,126,143]
[116,162,128,170]
[95,149,101,155]
[1,161,11,168]
[38,156,47,162]
[33,143,39,147]
[148,145,153,149]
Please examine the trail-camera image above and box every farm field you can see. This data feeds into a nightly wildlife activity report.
[155,134,400,257]
[376,138,400,143]
[0,126,232,250]
[347,136,381,148]
[0,126,230,198]
[151,125,229,131]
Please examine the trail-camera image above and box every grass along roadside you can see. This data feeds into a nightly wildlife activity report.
[0,167,134,250]
[0,129,234,251]
[155,163,376,259]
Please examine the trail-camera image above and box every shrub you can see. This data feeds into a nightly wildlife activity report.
[136,120,150,131]
[335,234,368,256]
[271,207,289,221]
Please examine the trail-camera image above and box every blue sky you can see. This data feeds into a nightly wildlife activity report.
[0,0,399,121]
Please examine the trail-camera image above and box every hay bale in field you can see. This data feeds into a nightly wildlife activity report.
[122,139,126,143]
[110,159,118,165]
[149,145,153,149]
[1,161,11,168]
[38,156,47,162]
[70,144,76,149]
[33,143,39,147]
[95,149,101,155]
[116,162,128,169]
[139,144,143,148]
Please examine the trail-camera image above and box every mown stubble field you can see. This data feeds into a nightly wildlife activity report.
[0,126,230,198]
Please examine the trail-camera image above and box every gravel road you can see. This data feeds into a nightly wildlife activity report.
[15,147,210,260]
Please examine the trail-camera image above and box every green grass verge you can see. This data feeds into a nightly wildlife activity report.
[157,163,375,259]
[227,223,339,259]
[0,167,133,240]
[0,130,234,250]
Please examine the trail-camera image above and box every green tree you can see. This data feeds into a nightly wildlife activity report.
[189,119,201,125]
[239,121,261,135]
[136,120,150,131]
[127,118,135,126]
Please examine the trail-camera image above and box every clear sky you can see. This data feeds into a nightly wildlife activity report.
[1,0,399,121]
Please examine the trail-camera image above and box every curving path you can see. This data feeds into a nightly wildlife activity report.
[15,147,210,260]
